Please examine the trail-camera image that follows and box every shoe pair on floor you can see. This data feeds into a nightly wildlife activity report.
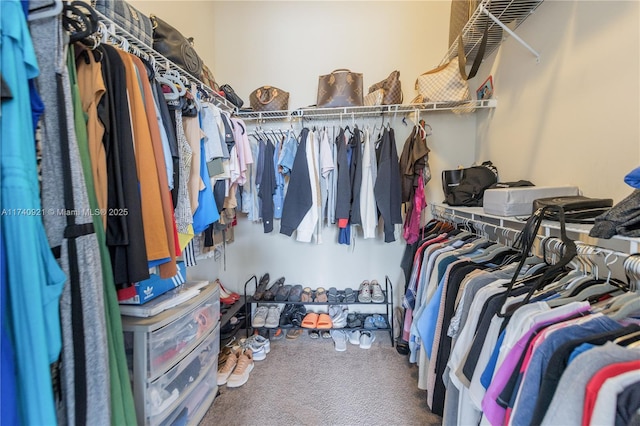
[217,348,255,388]
[357,280,385,303]
[331,329,376,351]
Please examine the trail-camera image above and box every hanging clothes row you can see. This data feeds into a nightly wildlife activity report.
[400,210,640,426]
[1,2,248,424]
[241,121,430,246]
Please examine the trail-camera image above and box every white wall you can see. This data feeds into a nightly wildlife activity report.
[474,0,640,203]
[129,0,640,298]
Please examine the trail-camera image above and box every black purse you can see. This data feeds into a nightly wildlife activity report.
[220,84,244,109]
[150,15,203,78]
[532,195,613,224]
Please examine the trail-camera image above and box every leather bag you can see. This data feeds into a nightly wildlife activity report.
[533,196,613,224]
[93,0,154,48]
[317,69,363,108]
[369,70,403,105]
[449,0,480,46]
[150,14,203,77]
[220,84,244,108]
[249,86,290,112]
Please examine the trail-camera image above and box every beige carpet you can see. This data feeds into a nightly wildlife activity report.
[199,331,443,426]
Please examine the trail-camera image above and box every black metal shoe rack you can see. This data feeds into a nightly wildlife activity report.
[243,275,395,346]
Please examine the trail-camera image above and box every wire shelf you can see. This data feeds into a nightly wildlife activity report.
[442,0,545,65]
[90,9,236,112]
[236,99,497,122]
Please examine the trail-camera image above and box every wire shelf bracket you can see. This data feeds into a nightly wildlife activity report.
[480,4,540,63]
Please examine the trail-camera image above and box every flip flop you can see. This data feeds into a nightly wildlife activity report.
[327,287,339,303]
[343,287,356,303]
[308,330,320,339]
[288,284,304,302]
[316,313,333,329]
[301,287,313,302]
[275,284,292,301]
[315,287,328,303]
[286,329,303,340]
[301,312,319,329]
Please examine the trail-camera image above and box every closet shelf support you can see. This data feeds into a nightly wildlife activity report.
[479,4,541,63]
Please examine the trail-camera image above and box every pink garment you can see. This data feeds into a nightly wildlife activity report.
[403,171,427,244]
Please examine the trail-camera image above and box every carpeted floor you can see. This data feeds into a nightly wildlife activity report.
[199,330,443,426]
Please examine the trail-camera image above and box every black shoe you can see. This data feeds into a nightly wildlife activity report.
[253,273,270,301]
[263,277,285,301]
[279,303,296,328]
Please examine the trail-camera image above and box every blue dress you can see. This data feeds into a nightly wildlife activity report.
[1,1,66,424]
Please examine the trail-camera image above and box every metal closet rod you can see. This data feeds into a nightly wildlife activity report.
[91,10,236,112]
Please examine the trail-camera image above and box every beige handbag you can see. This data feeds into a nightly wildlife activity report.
[415,16,489,103]
[364,89,384,106]
[317,69,364,108]
[368,70,403,105]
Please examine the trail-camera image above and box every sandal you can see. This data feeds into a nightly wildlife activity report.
[288,284,304,302]
[343,287,356,303]
[286,329,303,340]
[308,330,320,339]
[327,287,339,303]
[275,284,292,302]
[301,312,319,329]
[372,314,387,329]
[301,287,313,302]
[316,313,333,329]
[315,287,328,303]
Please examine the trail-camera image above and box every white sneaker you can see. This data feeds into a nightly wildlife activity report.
[358,281,372,303]
[240,335,270,361]
[265,305,281,328]
[330,330,348,352]
[347,330,361,345]
[370,280,385,303]
[252,306,269,328]
[359,331,376,349]
[226,349,254,388]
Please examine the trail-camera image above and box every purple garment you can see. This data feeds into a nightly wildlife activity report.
[481,303,592,426]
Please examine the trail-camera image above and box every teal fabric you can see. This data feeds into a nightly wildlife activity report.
[1,1,66,424]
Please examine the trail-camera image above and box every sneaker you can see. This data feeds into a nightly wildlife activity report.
[358,281,372,303]
[329,305,348,329]
[347,330,361,345]
[250,334,271,354]
[226,349,254,388]
[364,316,377,330]
[265,305,281,328]
[217,350,239,385]
[370,280,384,303]
[240,335,269,361]
[359,331,376,349]
[330,330,348,352]
[252,306,269,328]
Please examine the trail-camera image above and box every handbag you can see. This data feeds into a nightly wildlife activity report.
[368,70,403,105]
[444,161,498,207]
[92,0,153,47]
[317,69,363,108]
[449,0,480,46]
[442,168,465,197]
[220,84,244,108]
[200,64,219,92]
[363,89,384,107]
[249,86,290,112]
[532,195,613,224]
[150,14,203,77]
[415,16,488,103]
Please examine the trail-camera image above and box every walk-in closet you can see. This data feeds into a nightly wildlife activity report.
[2,0,639,425]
